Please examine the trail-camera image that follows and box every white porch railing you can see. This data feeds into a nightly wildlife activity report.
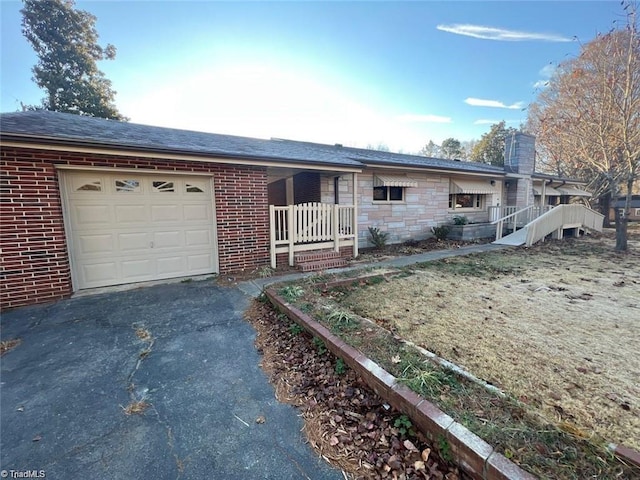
[524,204,604,246]
[269,202,357,268]
[491,205,553,240]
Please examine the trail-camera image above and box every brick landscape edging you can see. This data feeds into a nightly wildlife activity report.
[266,288,537,480]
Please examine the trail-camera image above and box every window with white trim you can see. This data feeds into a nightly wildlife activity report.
[449,193,484,210]
[373,186,404,202]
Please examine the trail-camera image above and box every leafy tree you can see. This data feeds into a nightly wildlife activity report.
[527,2,639,251]
[21,0,126,119]
[440,138,464,159]
[470,121,518,166]
[419,140,441,157]
[366,142,390,152]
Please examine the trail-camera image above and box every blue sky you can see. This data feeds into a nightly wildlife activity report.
[0,1,625,153]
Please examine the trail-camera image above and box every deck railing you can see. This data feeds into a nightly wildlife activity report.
[269,202,357,267]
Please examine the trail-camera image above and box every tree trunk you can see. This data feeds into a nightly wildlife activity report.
[613,183,628,252]
[601,193,611,228]
[615,209,628,251]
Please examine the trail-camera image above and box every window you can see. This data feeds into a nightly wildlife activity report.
[449,194,483,210]
[185,182,205,193]
[115,179,140,192]
[373,186,404,202]
[75,181,102,192]
[152,181,175,193]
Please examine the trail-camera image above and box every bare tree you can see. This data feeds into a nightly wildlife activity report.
[527,2,639,251]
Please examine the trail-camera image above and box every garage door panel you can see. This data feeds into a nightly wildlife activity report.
[75,205,111,225]
[78,234,114,254]
[83,262,118,283]
[64,172,218,290]
[185,229,210,246]
[187,253,213,272]
[151,204,181,222]
[183,204,210,221]
[122,259,153,279]
[118,232,150,252]
[153,231,182,248]
[157,256,185,275]
[115,204,147,223]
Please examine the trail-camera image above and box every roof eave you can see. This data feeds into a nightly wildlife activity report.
[0,133,363,172]
[361,159,505,177]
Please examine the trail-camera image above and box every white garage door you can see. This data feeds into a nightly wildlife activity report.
[62,171,218,290]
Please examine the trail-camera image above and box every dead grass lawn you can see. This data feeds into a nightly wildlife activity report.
[341,227,640,451]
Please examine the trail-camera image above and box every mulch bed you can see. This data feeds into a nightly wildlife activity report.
[246,301,464,480]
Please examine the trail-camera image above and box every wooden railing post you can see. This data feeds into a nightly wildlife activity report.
[352,172,359,258]
[288,204,295,266]
[333,204,340,252]
[269,205,276,269]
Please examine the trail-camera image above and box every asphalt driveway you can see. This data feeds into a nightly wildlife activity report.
[0,280,341,479]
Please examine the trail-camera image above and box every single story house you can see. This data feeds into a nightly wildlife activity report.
[610,195,640,222]
[0,111,592,309]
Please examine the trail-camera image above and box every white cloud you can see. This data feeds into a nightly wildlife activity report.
[539,64,556,77]
[437,24,571,42]
[465,98,524,109]
[395,114,452,124]
[533,64,556,89]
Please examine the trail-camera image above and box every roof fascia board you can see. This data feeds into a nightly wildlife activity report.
[366,163,504,177]
[0,138,362,174]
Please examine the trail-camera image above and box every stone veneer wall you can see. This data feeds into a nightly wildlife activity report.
[322,172,501,248]
[356,172,450,248]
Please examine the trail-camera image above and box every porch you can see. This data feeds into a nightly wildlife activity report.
[269,202,358,269]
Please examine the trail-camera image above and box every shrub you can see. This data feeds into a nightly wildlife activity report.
[453,215,469,225]
[431,225,450,241]
[368,226,389,249]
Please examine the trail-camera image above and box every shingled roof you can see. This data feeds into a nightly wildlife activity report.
[1,110,504,175]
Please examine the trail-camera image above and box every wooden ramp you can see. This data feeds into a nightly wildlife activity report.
[493,204,604,247]
[493,227,528,246]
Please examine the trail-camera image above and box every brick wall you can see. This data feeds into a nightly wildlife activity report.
[0,146,269,310]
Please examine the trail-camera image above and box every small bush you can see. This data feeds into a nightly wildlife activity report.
[334,358,347,375]
[289,322,304,335]
[453,215,469,225]
[279,285,304,302]
[368,226,389,249]
[431,225,450,241]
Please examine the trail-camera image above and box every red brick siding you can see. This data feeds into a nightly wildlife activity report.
[1,146,269,310]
